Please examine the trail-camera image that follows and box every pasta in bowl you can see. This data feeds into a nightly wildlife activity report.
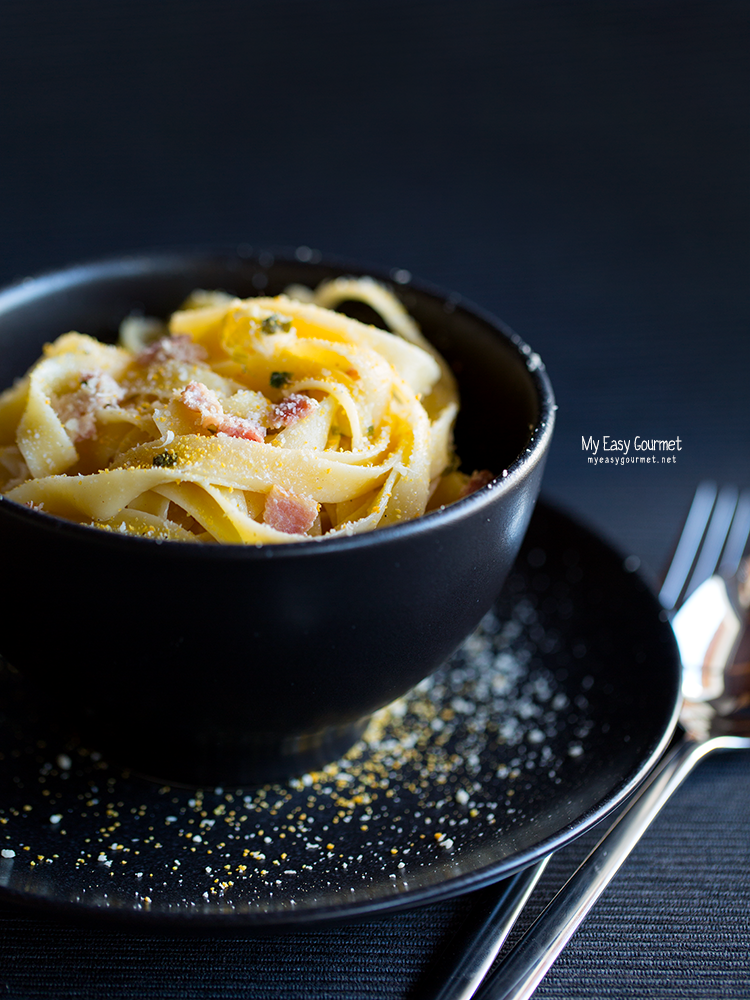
[1,278,485,543]
[0,249,555,785]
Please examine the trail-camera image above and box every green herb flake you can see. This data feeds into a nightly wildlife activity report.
[152,451,178,468]
[270,371,292,389]
[261,313,292,335]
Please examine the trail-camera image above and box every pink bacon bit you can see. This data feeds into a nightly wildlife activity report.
[56,370,125,441]
[268,393,319,429]
[459,469,495,498]
[263,485,319,535]
[179,380,265,442]
[136,334,207,367]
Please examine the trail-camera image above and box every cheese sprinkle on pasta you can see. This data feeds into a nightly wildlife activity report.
[0,278,488,543]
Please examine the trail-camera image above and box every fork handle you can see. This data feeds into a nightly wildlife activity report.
[422,857,550,1000]
[472,734,744,1000]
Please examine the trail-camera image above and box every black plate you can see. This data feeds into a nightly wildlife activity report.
[0,502,680,928]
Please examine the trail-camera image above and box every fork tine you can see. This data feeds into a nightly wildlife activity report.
[682,484,739,601]
[659,481,717,610]
[719,488,750,577]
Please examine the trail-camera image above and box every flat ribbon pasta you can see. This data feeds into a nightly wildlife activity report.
[0,277,482,543]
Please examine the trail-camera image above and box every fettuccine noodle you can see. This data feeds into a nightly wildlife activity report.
[0,278,490,543]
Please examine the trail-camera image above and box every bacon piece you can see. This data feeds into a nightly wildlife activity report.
[263,485,319,535]
[268,393,319,429]
[178,381,265,443]
[459,469,495,497]
[180,380,223,426]
[217,413,265,442]
[137,334,207,367]
[55,370,125,441]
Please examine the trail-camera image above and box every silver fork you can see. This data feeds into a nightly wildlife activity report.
[467,482,750,1000]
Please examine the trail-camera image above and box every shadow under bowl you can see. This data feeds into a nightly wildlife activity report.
[0,248,555,786]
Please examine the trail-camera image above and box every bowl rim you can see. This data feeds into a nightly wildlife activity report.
[0,245,556,557]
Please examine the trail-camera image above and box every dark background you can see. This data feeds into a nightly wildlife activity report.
[2,0,748,586]
[1,2,749,998]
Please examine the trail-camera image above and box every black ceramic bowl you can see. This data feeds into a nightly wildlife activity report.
[0,248,555,785]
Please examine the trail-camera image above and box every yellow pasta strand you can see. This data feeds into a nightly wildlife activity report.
[0,278,468,543]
